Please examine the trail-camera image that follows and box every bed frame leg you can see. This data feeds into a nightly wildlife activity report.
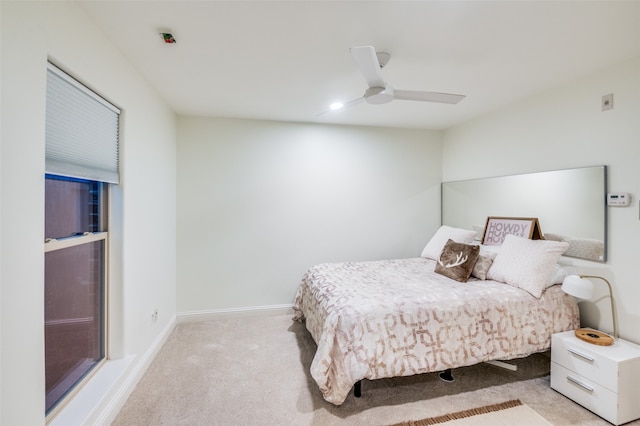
[354,380,362,398]
[485,360,518,371]
[438,368,454,382]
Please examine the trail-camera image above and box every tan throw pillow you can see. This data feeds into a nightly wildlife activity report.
[435,239,480,282]
[471,251,497,280]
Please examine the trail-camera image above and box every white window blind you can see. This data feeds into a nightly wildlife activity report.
[45,62,121,184]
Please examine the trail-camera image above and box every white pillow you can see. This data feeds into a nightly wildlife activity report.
[479,244,501,255]
[421,225,477,260]
[487,234,569,298]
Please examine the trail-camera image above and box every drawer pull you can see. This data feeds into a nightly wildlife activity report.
[567,347,595,363]
[567,375,594,393]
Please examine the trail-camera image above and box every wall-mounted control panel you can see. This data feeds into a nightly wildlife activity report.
[607,192,631,206]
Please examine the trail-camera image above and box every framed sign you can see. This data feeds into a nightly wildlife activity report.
[481,216,543,246]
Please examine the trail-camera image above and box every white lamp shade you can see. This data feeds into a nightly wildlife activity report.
[561,275,595,300]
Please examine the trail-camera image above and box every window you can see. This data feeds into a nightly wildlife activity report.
[44,176,107,413]
[44,62,119,416]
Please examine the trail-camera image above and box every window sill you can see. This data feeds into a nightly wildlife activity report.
[48,355,136,426]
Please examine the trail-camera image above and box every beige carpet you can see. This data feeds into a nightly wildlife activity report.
[113,314,639,425]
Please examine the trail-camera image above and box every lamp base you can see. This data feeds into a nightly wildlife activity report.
[574,328,614,346]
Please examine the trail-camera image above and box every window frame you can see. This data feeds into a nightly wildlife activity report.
[44,175,110,419]
[44,231,109,252]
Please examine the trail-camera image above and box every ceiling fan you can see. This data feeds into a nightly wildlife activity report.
[322,46,465,114]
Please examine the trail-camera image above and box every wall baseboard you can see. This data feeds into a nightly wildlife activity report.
[177,304,294,323]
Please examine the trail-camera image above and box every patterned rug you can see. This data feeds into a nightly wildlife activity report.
[389,399,552,426]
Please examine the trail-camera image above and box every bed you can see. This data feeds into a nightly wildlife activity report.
[292,226,581,405]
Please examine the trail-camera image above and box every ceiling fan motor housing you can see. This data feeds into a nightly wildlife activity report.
[366,86,394,104]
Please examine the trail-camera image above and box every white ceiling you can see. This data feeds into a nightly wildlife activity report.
[77,1,640,130]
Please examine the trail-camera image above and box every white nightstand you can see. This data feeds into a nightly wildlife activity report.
[551,330,640,425]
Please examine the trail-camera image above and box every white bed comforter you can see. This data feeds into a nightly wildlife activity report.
[293,257,580,405]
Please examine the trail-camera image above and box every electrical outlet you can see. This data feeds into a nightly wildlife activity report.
[602,93,613,111]
[151,308,158,323]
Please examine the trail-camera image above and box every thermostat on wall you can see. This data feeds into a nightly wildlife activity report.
[607,192,631,206]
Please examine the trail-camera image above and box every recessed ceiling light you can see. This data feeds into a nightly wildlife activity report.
[329,102,344,111]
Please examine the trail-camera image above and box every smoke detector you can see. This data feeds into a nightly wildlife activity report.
[159,32,176,44]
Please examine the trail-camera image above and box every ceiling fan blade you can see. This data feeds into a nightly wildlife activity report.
[394,90,465,104]
[350,46,385,88]
[316,96,365,116]
[342,96,366,109]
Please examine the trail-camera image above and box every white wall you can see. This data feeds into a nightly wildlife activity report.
[1,2,177,424]
[443,57,640,343]
[177,117,442,313]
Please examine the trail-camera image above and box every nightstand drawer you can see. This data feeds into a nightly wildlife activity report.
[551,333,618,391]
[551,362,620,424]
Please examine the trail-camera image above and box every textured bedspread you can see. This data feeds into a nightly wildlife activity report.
[293,257,580,405]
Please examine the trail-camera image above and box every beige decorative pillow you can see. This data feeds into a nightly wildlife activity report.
[435,239,480,282]
[421,225,477,260]
[471,252,497,280]
[487,234,569,297]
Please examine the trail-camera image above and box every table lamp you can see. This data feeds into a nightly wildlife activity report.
[561,274,618,345]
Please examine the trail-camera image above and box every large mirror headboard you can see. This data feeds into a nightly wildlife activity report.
[442,166,607,262]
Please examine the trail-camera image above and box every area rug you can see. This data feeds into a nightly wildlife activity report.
[389,399,552,426]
